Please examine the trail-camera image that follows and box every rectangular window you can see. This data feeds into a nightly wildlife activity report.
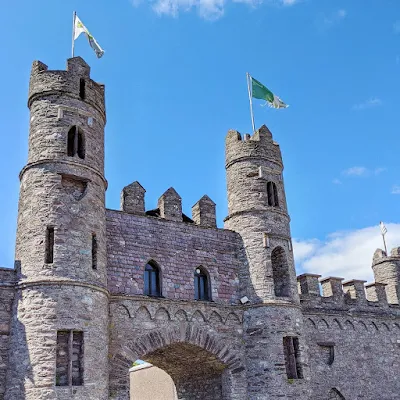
[56,331,84,387]
[92,234,97,270]
[45,227,54,264]
[283,336,303,379]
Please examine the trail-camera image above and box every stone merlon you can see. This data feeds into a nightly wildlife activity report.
[121,181,146,215]
[158,187,182,222]
[191,195,216,228]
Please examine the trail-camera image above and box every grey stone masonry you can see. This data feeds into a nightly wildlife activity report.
[2,57,400,400]
[120,181,146,215]
[191,195,216,228]
[158,187,182,222]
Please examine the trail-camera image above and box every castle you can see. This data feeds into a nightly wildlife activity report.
[0,57,399,400]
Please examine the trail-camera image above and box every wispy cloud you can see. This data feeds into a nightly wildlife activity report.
[332,178,342,185]
[392,185,400,195]
[317,9,347,30]
[352,97,382,110]
[293,223,400,282]
[342,166,368,176]
[341,166,386,178]
[131,0,299,19]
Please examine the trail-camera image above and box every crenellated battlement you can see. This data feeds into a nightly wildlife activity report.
[225,125,283,169]
[28,57,106,118]
[119,181,217,228]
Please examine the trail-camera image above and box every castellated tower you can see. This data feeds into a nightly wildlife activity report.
[224,126,309,399]
[5,58,109,399]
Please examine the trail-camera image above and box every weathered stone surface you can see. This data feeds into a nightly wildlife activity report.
[1,58,400,400]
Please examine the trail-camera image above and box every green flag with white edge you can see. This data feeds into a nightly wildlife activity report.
[251,76,288,109]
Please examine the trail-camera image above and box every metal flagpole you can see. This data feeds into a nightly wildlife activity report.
[380,221,388,255]
[72,11,77,58]
[246,72,256,134]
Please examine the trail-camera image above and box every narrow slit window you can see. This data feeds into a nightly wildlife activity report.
[67,127,76,157]
[79,78,86,100]
[45,227,54,264]
[67,126,85,160]
[283,336,303,380]
[92,234,97,270]
[56,331,84,387]
[267,181,279,207]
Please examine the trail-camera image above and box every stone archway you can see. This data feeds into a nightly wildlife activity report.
[109,324,246,400]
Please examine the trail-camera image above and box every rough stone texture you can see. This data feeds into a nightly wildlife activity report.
[120,182,145,215]
[1,58,400,400]
[191,195,217,228]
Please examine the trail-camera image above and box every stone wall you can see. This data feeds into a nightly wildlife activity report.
[299,274,400,399]
[106,209,243,304]
[108,298,247,400]
[0,268,16,400]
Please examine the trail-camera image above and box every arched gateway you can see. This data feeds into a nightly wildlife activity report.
[109,312,246,400]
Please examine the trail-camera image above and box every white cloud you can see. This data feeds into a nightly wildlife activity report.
[392,185,400,195]
[293,223,400,282]
[332,178,342,185]
[342,166,368,176]
[374,167,386,175]
[132,0,299,19]
[352,97,382,110]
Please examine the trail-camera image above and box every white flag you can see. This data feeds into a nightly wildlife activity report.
[380,221,387,236]
[74,15,104,59]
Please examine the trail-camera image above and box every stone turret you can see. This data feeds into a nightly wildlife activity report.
[5,57,109,399]
[372,247,400,304]
[224,125,296,302]
[225,126,309,400]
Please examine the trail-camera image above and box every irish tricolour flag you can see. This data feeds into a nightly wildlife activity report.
[250,76,288,109]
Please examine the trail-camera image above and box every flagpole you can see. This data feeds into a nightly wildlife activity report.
[72,11,77,58]
[246,72,256,134]
[382,232,388,255]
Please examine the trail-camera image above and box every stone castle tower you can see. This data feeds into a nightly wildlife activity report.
[0,57,399,400]
[5,58,109,399]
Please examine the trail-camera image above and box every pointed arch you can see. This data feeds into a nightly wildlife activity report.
[191,310,206,323]
[135,306,152,321]
[155,307,171,321]
[194,265,211,301]
[329,388,346,399]
[345,320,355,331]
[318,318,330,330]
[174,309,188,322]
[271,246,290,298]
[332,318,343,330]
[209,311,224,324]
[225,313,241,325]
[306,318,317,329]
[144,260,161,297]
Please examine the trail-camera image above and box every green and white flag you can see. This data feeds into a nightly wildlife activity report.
[251,76,288,109]
[74,14,104,59]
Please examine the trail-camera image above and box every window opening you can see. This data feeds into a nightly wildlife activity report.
[79,78,86,100]
[283,336,303,380]
[194,267,210,301]
[144,262,161,296]
[56,330,84,387]
[92,233,97,270]
[45,227,54,264]
[271,246,290,297]
[318,342,335,366]
[67,126,85,159]
[267,181,279,207]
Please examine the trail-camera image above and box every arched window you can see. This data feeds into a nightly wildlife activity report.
[271,246,290,297]
[267,181,279,207]
[144,261,161,297]
[67,126,85,159]
[194,267,210,301]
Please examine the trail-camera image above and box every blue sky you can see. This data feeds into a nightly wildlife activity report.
[1,0,400,281]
